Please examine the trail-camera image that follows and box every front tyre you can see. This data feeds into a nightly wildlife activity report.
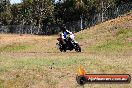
[74,43,81,52]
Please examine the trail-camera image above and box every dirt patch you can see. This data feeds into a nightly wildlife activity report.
[126,37,132,43]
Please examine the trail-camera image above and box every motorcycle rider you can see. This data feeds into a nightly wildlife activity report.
[60,26,75,43]
[60,26,76,49]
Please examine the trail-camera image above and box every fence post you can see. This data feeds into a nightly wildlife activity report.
[30,19,33,35]
[116,7,119,17]
[101,1,104,22]
[80,15,83,30]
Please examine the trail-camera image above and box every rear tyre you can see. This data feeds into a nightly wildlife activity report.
[63,49,66,52]
[59,44,66,52]
[60,49,63,52]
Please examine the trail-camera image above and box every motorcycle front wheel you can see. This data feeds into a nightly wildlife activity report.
[74,43,81,52]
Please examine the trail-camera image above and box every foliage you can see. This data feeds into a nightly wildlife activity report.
[0,0,131,31]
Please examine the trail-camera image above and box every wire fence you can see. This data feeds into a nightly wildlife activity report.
[0,3,132,35]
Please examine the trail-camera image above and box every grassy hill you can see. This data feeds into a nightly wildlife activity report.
[76,12,132,54]
[0,12,132,88]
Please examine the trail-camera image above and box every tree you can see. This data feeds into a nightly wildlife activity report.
[31,0,54,34]
[0,0,12,25]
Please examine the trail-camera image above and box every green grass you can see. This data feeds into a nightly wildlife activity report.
[115,28,132,39]
[0,54,131,88]
[0,45,132,88]
[0,79,4,88]
[0,44,31,52]
[96,41,125,51]
[84,28,132,53]
[0,55,88,73]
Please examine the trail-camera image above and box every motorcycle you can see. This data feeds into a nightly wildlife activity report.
[56,37,81,52]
